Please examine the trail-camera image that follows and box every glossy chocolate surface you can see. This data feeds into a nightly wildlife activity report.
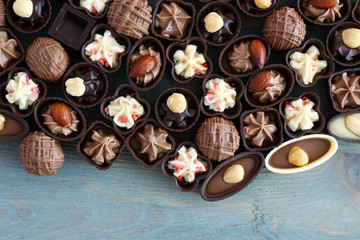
[237,0,279,17]
[0,108,29,142]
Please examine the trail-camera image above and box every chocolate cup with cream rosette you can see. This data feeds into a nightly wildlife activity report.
[0,67,47,118]
[162,142,212,192]
[236,0,279,18]
[0,108,29,142]
[155,87,200,132]
[298,0,351,26]
[326,22,360,67]
[286,38,335,88]
[352,0,360,24]
[151,0,196,42]
[327,111,360,143]
[81,24,131,74]
[219,35,271,78]
[200,151,264,202]
[76,121,125,170]
[244,64,295,109]
[0,28,24,77]
[200,74,244,119]
[6,0,51,33]
[69,0,113,19]
[166,37,213,84]
[239,108,283,152]
[279,92,326,139]
[126,37,166,91]
[127,118,176,169]
[100,84,150,135]
[62,62,108,108]
[196,1,241,46]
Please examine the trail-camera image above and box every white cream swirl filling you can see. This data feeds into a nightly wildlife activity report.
[80,0,108,15]
[173,44,207,79]
[285,98,319,132]
[204,78,237,112]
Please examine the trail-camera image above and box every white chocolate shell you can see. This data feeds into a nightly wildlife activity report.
[327,112,360,143]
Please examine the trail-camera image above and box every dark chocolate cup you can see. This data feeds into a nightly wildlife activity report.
[81,24,131,74]
[34,97,87,142]
[326,22,360,67]
[151,0,196,42]
[200,74,244,119]
[126,118,176,169]
[126,37,166,91]
[0,108,29,142]
[162,142,212,192]
[236,0,279,18]
[62,62,108,108]
[166,37,213,84]
[352,0,360,24]
[245,64,295,109]
[0,67,47,118]
[100,84,150,135]
[155,87,200,132]
[279,92,325,138]
[219,35,271,78]
[0,28,25,77]
[200,151,264,202]
[327,111,360,144]
[239,108,283,151]
[69,0,113,19]
[298,0,351,26]
[76,121,125,170]
[196,1,241,46]
[6,0,51,33]
[286,38,335,88]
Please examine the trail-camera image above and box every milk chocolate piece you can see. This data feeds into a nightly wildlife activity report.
[0,108,29,142]
[236,0,279,18]
[42,105,79,137]
[327,112,360,143]
[0,30,21,71]
[0,1,6,26]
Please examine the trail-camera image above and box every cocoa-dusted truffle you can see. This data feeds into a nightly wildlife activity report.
[18,131,65,177]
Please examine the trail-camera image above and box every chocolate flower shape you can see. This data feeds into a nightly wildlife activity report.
[236,0,279,18]
[0,28,24,77]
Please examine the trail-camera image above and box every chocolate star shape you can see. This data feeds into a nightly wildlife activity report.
[0,32,21,70]
[317,3,343,23]
[332,72,360,109]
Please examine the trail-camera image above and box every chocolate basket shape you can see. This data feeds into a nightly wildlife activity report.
[155,87,200,132]
[69,0,113,19]
[166,37,213,84]
[326,22,360,67]
[298,0,351,26]
[100,84,150,135]
[352,0,360,24]
[200,151,264,202]
[6,0,51,33]
[62,62,108,108]
[162,142,212,192]
[81,24,131,74]
[76,121,125,170]
[278,92,326,139]
[327,111,360,144]
[151,0,196,42]
[196,1,241,46]
[219,35,271,78]
[239,108,283,151]
[126,37,166,91]
[34,97,87,142]
[200,74,244,119]
[0,108,29,142]
[126,118,176,169]
[285,38,335,88]
[0,67,47,118]
[0,28,25,77]
[236,0,279,18]
[244,64,295,109]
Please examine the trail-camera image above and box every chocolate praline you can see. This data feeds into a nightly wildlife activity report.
[236,0,279,18]
[0,28,24,77]
[69,0,112,19]
[0,108,29,142]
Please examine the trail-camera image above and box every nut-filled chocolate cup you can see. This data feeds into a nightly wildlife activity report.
[126,37,166,91]
[196,1,241,46]
[76,121,125,170]
[239,108,283,152]
[62,62,108,108]
[155,87,200,132]
[81,24,131,74]
[69,0,113,19]
[162,142,212,192]
[34,97,87,142]
[100,84,150,135]
[352,0,360,24]
[0,108,29,142]
[127,118,176,169]
[200,74,244,119]
[298,0,351,26]
[286,38,335,88]
[0,67,47,118]
[244,64,295,109]
[219,35,271,78]
[6,0,51,33]
[236,0,279,18]
[279,92,325,139]
[151,0,195,42]
[166,37,213,84]
[327,111,360,144]
[0,28,24,77]
[200,151,264,202]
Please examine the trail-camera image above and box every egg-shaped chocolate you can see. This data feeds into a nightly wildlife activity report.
[0,108,29,142]
[327,112,360,143]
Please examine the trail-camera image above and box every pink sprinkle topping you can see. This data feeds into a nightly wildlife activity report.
[118,115,128,124]
[208,96,215,102]
[207,89,215,95]
[132,104,137,109]
[105,107,108,113]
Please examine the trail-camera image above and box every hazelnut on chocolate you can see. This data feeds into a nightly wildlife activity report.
[341,28,360,49]
[223,164,244,183]
[204,12,224,33]
[0,113,4,131]
[13,0,33,18]
[65,77,86,97]
[167,93,187,113]
[255,0,272,9]
[288,146,309,167]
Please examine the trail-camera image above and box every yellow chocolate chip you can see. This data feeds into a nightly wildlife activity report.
[341,28,360,49]
[0,114,5,131]
[223,164,245,184]
[167,93,187,113]
[288,146,309,167]
[254,0,272,9]
[65,77,86,97]
[13,0,33,18]
[204,12,224,33]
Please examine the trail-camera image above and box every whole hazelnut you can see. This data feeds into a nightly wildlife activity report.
[13,0,33,18]
[65,77,86,97]
[341,28,360,49]
[167,93,187,113]
[204,12,224,33]
[254,0,272,9]
[223,164,245,184]
[0,114,5,131]
[288,146,309,167]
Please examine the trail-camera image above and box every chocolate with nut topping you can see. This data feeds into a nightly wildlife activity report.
[302,0,344,23]
[11,0,49,30]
